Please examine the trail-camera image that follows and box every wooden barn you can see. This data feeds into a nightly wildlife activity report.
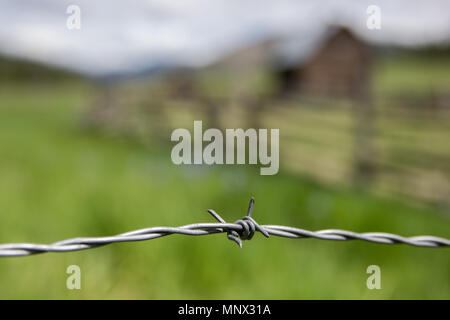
[277,27,373,99]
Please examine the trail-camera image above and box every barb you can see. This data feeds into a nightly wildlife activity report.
[0,198,449,257]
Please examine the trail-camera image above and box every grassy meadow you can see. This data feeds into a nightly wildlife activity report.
[0,54,449,299]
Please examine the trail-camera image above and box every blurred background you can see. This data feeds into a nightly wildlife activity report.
[0,0,449,299]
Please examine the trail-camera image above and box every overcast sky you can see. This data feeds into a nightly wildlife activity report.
[0,0,448,77]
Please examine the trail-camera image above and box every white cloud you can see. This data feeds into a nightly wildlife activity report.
[0,0,448,77]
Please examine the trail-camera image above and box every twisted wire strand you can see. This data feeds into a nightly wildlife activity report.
[1,198,449,257]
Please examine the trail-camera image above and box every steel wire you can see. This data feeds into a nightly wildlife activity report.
[1,198,449,257]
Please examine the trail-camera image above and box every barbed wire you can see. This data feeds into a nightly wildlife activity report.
[1,198,449,257]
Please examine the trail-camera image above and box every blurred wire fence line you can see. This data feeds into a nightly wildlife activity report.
[1,199,449,257]
[81,48,450,209]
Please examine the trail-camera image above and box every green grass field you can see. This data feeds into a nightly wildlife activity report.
[0,78,449,299]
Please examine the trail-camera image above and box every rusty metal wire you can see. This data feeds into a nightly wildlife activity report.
[1,198,449,257]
